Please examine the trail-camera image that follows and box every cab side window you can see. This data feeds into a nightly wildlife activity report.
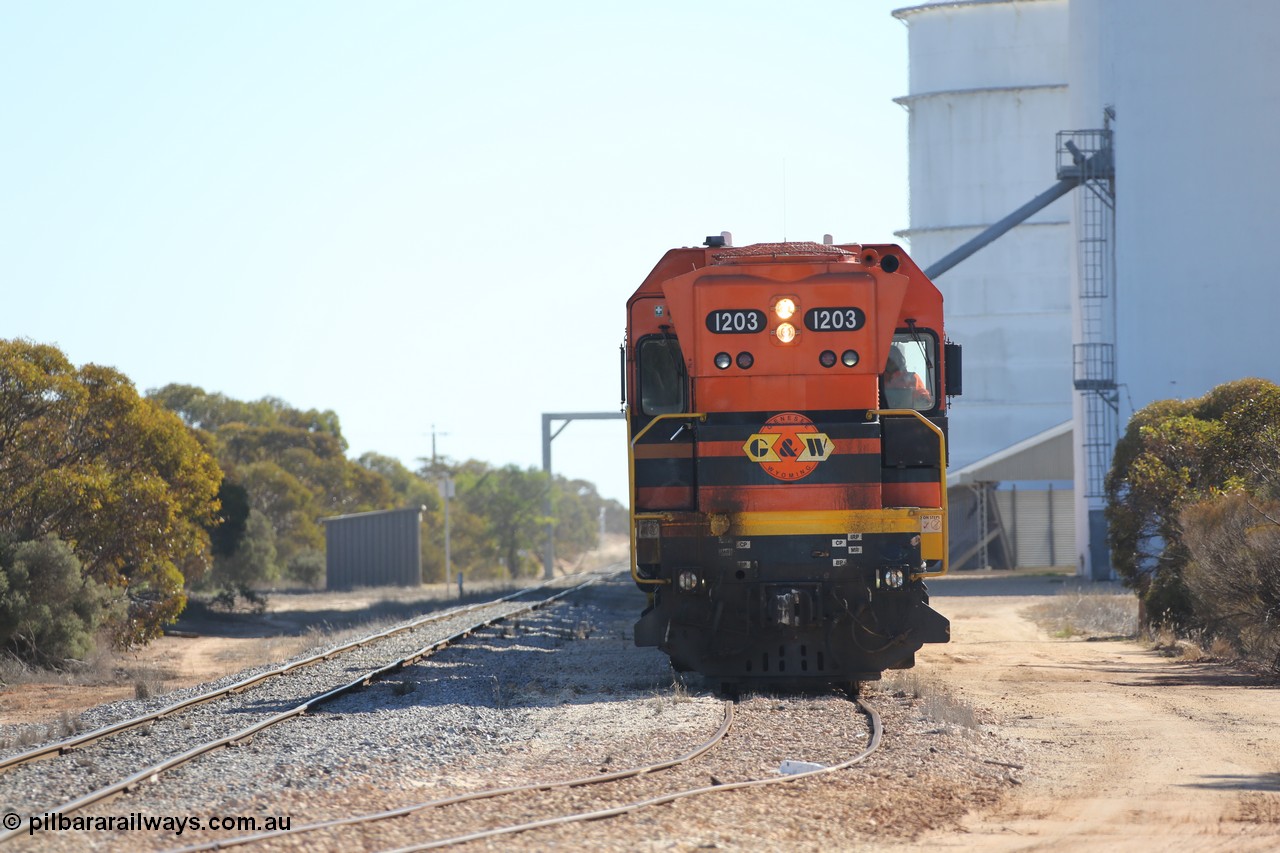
[882,333,937,412]
[639,336,686,415]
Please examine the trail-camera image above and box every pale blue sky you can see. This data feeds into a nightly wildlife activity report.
[1,1,913,504]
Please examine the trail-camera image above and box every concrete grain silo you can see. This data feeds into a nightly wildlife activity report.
[894,0,1076,570]
[894,0,1074,472]
[1067,0,1280,578]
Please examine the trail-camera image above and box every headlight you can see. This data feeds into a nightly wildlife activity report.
[774,297,797,320]
[776,323,796,344]
[883,568,905,589]
[678,570,699,591]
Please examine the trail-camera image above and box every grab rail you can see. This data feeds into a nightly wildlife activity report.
[627,410,706,585]
[866,408,949,580]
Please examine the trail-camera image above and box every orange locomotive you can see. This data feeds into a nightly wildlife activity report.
[625,237,959,688]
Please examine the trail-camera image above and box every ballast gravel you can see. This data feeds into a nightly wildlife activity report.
[0,575,1025,851]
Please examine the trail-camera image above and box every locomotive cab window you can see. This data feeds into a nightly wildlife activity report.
[882,333,937,412]
[639,336,687,415]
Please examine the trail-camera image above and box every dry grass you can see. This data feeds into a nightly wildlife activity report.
[0,644,178,697]
[1234,792,1280,824]
[0,710,85,753]
[1025,589,1139,639]
[1146,624,1239,663]
[1,648,175,750]
[1209,634,1238,660]
[879,671,979,730]
[1029,591,1241,664]
[0,652,34,686]
[0,726,43,752]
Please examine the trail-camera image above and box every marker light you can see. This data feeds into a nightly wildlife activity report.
[736,351,754,369]
[715,352,732,369]
[774,297,797,320]
[819,350,837,368]
[776,323,797,344]
[841,349,859,367]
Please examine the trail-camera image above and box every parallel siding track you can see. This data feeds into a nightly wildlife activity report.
[0,574,606,844]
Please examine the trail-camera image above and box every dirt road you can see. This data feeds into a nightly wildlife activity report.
[896,572,1280,851]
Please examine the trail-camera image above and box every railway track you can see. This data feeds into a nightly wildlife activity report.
[166,694,881,852]
[0,578,585,774]
[0,573,608,844]
[0,572,948,852]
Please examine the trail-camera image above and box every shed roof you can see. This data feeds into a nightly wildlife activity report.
[947,420,1073,487]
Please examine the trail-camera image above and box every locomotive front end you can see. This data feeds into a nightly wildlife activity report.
[625,239,955,689]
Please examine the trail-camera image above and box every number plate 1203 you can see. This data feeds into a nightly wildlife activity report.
[705,309,766,334]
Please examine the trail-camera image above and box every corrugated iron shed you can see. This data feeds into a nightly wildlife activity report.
[321,506,424,590]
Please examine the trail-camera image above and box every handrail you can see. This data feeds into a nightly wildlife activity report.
[866,408,949,580]
[627,410,707,585]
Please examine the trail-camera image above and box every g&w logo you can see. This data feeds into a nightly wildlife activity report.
[742,412,833,481]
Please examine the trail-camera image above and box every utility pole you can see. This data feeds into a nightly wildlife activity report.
[430,425,454,593]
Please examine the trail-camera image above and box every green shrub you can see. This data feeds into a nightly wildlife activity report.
[204,508,279,598]
[0,537,125,668]
[286,549,326,587]
[1107,378,1280,628]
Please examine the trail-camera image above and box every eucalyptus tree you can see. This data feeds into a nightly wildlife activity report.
[0,340,223,650]
[1107,378,1280,632]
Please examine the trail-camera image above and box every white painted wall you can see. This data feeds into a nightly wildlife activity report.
[895,0,1074,469]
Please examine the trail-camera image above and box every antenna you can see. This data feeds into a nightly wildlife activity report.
[781,157,787,241]
[430,424,449,465]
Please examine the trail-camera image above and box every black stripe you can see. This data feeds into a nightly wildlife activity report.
[697,453,881,487]
[634,410,948,427]
[697,422,880,443]
[880,468,942,484]
[634,458,694,489]
[697,411,881,430]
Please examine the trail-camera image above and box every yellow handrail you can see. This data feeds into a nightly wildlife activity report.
[866,408,949,580]
[627,410,707,585]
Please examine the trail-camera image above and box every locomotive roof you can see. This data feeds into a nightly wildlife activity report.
[711,241,856,263]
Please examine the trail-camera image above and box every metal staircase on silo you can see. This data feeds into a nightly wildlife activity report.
[1058,119,1117,575]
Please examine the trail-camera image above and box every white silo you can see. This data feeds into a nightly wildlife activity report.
[894,0,1074,471]
[1067,0,1280,578]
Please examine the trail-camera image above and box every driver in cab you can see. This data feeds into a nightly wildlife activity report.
[882,347,933,410]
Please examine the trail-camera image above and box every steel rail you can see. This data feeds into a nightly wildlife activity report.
[0,577,580,774]
[0,576,604,845]
[391,695,883,852]
[166,701,735,853]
